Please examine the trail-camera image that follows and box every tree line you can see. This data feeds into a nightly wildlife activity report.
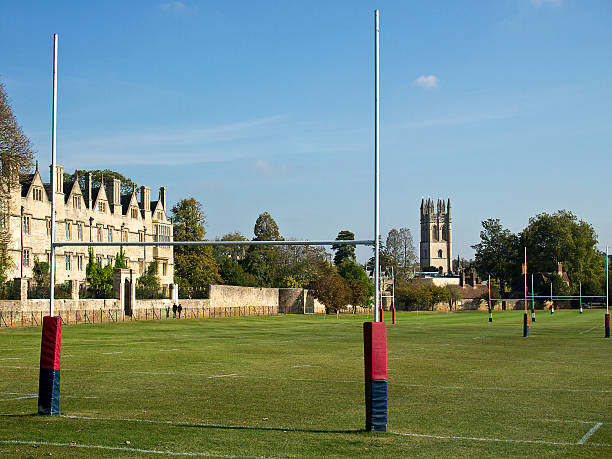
[471,211,609,300]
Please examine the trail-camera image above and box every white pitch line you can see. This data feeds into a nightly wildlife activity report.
[391,430,611,448]
[0,357,20,360]
[0,395,37,402]
[56,415,612,449]
[101,352,123,355]
[578,422,603,444]
[0,439,279,458]
[207,374,238,379]
[578,326,599,335]
[527,418,603,425]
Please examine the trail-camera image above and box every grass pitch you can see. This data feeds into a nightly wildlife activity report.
[0,309,610,458]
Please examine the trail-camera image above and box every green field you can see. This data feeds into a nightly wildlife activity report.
[0,310,610,458]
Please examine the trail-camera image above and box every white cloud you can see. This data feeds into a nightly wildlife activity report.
[253,159,288,177]
[414,75,439,89]
[529,0,562,7]
[159,2,186,12]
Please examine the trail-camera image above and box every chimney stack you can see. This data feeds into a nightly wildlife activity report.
[141,185,150,213]
[86,173,92,209]
[159,187,166,212]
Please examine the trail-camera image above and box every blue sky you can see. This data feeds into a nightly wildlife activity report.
[1,0,611,263]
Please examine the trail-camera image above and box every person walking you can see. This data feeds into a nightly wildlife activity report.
[172,303,177,318]
[178,303,183,319]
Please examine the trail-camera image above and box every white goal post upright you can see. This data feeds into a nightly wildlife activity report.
[373,9,381,323]
[50,34,58,317]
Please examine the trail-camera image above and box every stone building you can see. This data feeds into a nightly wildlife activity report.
[1,163,174,291]
[420,198,452,275]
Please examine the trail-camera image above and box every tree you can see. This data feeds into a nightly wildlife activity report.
[281,276,302,288]
[396,281,450,311]
[337,259,373,307]
[33,259,50,287]
[310,273,352,313]
[0,83,34,181]
[520,210,604,295]
[243,212,283,287]
[115,247,128,269]
[137,260,161,290]
[385,228,417,277]
[171,198,222,293]
[332,230,356,266]
[213,231,248,264]
[471,219,520,296]
[276,244,333,287]
[85,248,114,298]
[219,258,257,287]
[445,285,463,312]
[0,83,35,283]
[65,169,138,195]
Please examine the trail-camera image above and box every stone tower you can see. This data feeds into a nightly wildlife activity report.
[420,198,452,275]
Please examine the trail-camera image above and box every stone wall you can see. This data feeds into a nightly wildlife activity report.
[207,285,279,310]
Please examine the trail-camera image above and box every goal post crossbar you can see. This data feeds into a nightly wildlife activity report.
[489,296,605,300]
[52,239,375,248]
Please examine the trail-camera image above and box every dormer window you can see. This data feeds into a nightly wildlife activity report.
[156,211,163,220]
[33,188,43,201]
[73,195,81,209]
[130,207,138,219]
[98,201,106,213]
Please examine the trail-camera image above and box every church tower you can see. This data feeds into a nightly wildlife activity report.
[420,198,452,274]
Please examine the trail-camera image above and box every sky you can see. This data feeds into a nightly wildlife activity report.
[1,0,611,263]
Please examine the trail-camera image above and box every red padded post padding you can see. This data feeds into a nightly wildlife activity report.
[40,316,62,370]
[364,322,387,381]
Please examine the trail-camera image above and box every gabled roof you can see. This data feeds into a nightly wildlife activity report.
[121,192,140,216]
[20,174,35,197]
[64,178,83,204]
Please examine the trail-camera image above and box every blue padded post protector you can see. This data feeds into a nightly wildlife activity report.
[38,369,60,415]
[365,380,387,432]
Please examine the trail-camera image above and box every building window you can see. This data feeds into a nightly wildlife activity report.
[73,195,81,209]
[108,227,113,242]
[33,188,43,201]
[46,252,50,265]
[0,199,8,229]
[138,231,144,242]
[23,215,30,235]
[131,207,138,219]
[77,254,83,271]
[23,249,30,267]
[46,219,51,236]
[438,249,443,258]
[77,223,83,241]
[161,261,167,276]
[97,225,102,242]
[108,256,114,266]
[65,254,71,271]
[65,221,72,240]
[96,255,103,265]
[122,230,128,242]
[98,201,106,213]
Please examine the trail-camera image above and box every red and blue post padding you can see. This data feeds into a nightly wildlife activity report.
[550,303,555,314]
[392,307,396,325]
[523,313,529,337]
[579,304,583,314]
[531,306,536,322]
[38,316,62,415]
[605,314,610,339]
[488,307,492,322]
[363,322,387,432]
